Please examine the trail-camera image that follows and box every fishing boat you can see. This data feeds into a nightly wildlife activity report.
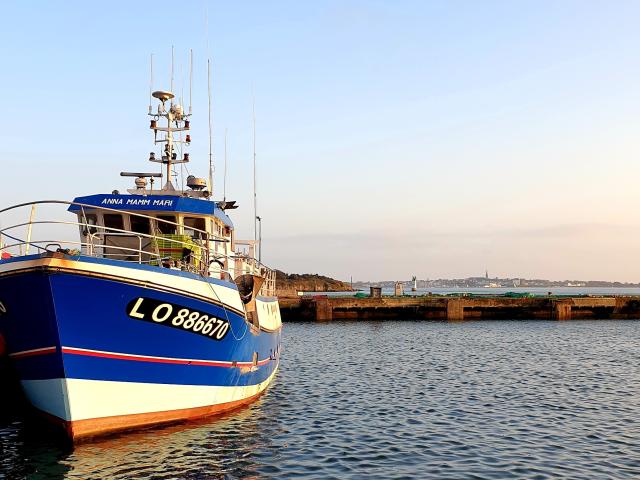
[0,59,281,441]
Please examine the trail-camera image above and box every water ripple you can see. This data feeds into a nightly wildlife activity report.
[2,320,640,478]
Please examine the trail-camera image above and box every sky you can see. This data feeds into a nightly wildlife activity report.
[1,1,640,282]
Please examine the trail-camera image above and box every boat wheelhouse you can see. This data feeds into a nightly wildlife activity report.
[68,192,274,294]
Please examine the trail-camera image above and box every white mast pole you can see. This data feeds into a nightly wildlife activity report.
[170,46,174,96]
[253,95,257,251]
[189,49,193,115]
[149,53,153,114]
[224,128,228,201]
[208,59,214,194]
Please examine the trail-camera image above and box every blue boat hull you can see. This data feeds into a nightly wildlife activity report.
[0,255,281,439]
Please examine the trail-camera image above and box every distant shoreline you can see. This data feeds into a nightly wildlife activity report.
[285,285,640,298]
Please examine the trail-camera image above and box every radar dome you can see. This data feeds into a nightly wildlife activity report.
[187,175,207,191]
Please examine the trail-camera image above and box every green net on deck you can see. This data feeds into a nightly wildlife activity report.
[152,234,202,268]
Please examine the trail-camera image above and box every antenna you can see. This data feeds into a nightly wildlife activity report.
[189,49,193,115]
[170,46,175,99]
[207,58,214,194]
[252,93,257,250]
[224,128,228,201]
[180,80,185,191]
[148,53,154,114]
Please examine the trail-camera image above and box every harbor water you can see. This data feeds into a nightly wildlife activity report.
[2,319,640,479]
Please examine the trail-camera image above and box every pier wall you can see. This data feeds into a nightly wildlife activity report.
[278,295,640,322]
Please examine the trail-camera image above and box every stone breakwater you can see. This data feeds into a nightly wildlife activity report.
[274,271,352,297]
[279,295,640,322]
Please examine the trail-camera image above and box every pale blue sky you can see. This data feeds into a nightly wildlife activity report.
[2,1,640,281]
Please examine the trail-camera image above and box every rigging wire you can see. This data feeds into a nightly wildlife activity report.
[201,273,248,341]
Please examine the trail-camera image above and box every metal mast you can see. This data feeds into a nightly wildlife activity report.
[253,97,257,247]
[223,128,228,201]
[208,59,214,194]
[147,50,192,191]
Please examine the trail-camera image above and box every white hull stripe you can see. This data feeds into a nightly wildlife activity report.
[22,366,279,422]
[61,346,273,367]
[0,257,247,313]
[0,257,282,332]
[9,346,57,359]
[2,264,246,317]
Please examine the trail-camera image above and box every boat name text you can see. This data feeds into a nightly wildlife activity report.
[101,198,175,207]
[126,297,229,340]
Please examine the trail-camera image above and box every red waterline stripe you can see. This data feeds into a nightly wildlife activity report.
[60,346,272,368]
[9,346,57,359]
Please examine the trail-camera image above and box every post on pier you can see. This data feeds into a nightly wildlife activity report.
[446,298,464,321]
[315,298,333,321]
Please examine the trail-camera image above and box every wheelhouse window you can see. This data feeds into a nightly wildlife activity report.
[130,215,151,235]
[83,214,98,234]
[103,214,124,232]
[156,215,177,234]
[184,217,206,239]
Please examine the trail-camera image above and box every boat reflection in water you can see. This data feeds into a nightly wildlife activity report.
[0,378,280,479]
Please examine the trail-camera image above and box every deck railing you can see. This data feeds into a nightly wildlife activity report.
[0,200,276,294]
